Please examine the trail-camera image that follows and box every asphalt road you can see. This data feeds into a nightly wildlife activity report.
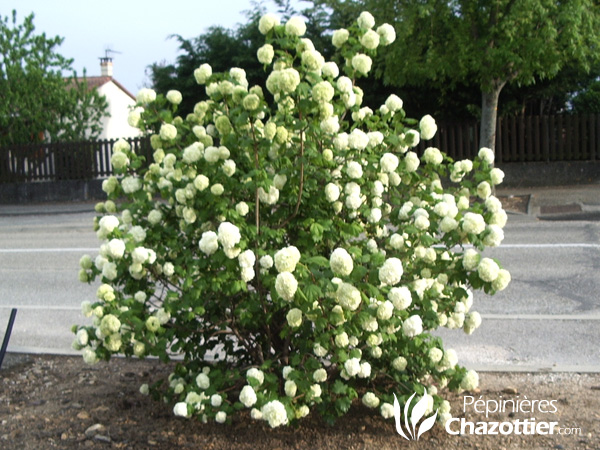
[0,210,599,372]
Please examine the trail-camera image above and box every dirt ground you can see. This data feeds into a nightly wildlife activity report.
[0,354,598,450]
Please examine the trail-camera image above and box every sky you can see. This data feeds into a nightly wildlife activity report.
[4,0,305,95]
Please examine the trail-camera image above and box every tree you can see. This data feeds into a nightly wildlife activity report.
[315,0,600,150]
[0,10,107,148]
[571,79,600,113]
[149,7,271,115]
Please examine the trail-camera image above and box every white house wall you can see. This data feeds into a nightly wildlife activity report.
[97,82,141,140]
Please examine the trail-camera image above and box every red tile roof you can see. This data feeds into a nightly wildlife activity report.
[74,76,136,100]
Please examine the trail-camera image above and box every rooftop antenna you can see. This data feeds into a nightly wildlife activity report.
[101,47,122,62]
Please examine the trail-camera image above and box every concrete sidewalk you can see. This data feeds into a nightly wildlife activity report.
[497,184,600,221]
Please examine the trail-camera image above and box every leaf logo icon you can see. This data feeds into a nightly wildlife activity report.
[393,389,438,440]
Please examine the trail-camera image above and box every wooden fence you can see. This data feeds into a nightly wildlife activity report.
[418,114,600,163]
[0,137,151,183]
[1,114,599,184]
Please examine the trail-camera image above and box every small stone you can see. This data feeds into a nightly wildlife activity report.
[94,434,111,443]
[61,433,69,441]
[554,445,565,450]
[85,423,106,438]
[503,387,518,395]
[77,411,90,420]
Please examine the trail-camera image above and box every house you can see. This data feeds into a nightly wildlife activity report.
[81,57,141,140]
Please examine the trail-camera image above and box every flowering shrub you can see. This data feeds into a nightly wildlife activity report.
[75,11,510,427]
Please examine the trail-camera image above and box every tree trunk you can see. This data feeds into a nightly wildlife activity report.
[479,81,506,151]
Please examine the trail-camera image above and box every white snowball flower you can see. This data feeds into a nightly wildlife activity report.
[380,153,399,173]
[464,311,482,335]
[483,224,504,247]
[478,147,495,164]
[344,358,361,377]
[275,272,298,301]
[194,63,212,84]
[419,114,438,140]
[423,147,443,165]
[462,248,481,270]
[247,368,264,385]
[460,369,479,390]
[324,183,340,202]
[377,23,396,45]
[381,402,394,419]
[121,176,141,193]
[259,255,273,269]
[385,94,403,112]
[239,385,257,408]
[493,269,511,291]
[238,249,256,270]
[404,151,420,172]
[388,286,412,310]
[332,28,349,48]
[477,181,492,199]
[337,76,353,94]
[285,16,306,36]
[285,380,297,397]
[217,222,241,249]
[357,11,375,29]
[348,128,369,150]
[236,202,249,216]
[194,174,210,191]
[196,373,210,389]
[490,167,505,185]
[378,258,403,286]
[258,186,280,205]
[106,239,125,259]
[477,257,500,282]
[261,400,288,428]
[322,61,339,78]
[392,356,408,371]
[335,332,349,347]
[111,151,129,170]
[159,123,177,141]
[274,246,301,273]
[362,392,380,408]
[377,300,394,320]
[286,308,303,328]
[336,282,362,311]
[166,90,182,105]
[368,208,382,223]
[173,402,190,418]
[136,88,156,104]
[360,29,380,49]
[402,315,423,337]
[222,159,236,177]
[215,411,227,423]
[462,212,486,235]
[351,53,372,76]
[320,116,340,134]
[346,161,363,179]
[258,13,280,34]
[329,248,354,276]
[257,44,274,64]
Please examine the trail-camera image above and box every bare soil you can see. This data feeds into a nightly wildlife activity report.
[1,354,598,449]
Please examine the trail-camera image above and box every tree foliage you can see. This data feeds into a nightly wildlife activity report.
[313,0,600,148]
[0,11,108,148]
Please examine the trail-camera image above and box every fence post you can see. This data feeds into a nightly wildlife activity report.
[0,308,18,370]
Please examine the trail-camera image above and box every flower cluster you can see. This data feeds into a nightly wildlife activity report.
[75,10,509,429]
